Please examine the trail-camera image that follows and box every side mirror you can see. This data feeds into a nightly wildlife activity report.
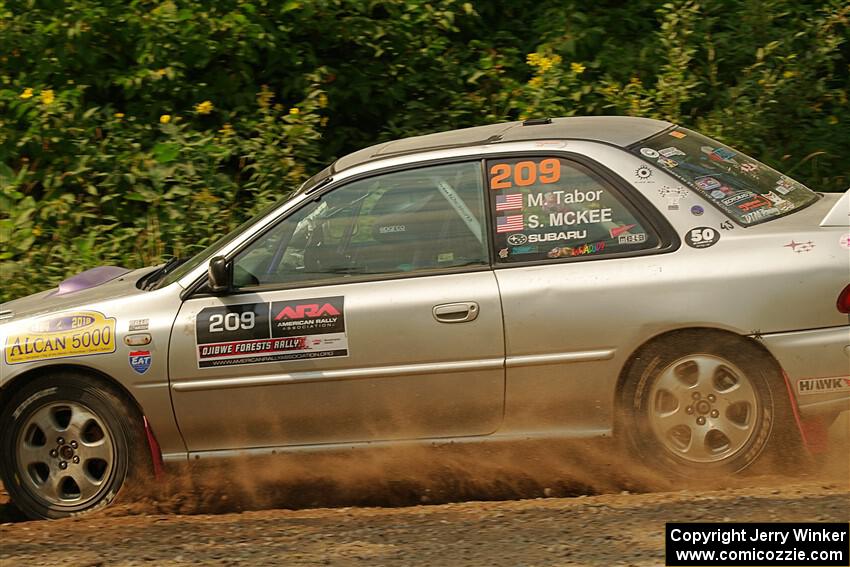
[208,256,231,293]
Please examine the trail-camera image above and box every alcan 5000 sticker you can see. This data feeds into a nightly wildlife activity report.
[4,311,117,364]
[195,296,348,368]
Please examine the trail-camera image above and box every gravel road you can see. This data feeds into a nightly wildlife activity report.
[1,479,848,566]
[1,417,847,566]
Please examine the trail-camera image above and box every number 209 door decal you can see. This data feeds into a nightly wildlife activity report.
[195,296,348,368]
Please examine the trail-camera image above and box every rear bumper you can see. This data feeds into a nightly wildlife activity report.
[760,325,850,417]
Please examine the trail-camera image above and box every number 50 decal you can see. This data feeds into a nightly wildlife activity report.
[489,158,561,190]
[685,226,720,249]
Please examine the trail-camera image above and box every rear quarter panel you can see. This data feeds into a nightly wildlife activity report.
[495,142,849,435]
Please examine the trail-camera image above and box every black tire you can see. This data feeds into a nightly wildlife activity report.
[0,371,147,519]
[620,332,795,477]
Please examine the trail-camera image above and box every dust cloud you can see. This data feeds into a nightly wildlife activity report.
[106,414,848,519]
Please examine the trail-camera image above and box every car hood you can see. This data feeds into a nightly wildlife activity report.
[0,265,159,326]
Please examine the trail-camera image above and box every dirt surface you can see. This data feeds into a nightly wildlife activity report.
[1,417,848,566]
[0,479,848,566]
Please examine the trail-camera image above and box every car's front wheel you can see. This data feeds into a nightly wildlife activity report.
[621,332,793,477]
[0,372,146,519]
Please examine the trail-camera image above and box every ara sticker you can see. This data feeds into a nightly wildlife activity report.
[685,227,720,249]
[195,298,348,368]
[129,350,152,374]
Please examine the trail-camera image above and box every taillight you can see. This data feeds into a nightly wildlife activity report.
[838,284,850,314]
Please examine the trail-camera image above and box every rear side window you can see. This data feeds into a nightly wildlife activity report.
[487,156,659,263]
[632,127,818,225]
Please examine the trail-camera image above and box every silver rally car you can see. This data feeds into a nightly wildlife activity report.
[1,116,849,519]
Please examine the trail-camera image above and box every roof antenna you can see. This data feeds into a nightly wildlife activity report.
[522,117,552,126]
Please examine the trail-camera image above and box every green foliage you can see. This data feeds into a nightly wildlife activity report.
[1,0,848,302]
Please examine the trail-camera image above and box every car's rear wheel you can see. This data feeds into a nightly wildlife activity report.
[0,372,146,519]
[621,333,792,476]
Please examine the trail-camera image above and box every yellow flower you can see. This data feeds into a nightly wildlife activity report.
[257,85,274,109]
[529,76,543,88]
[159,114,172,124]
[320,116,329,127]
[40,89,55,105]
[32,227,43,237]
[317,93,328,108]
[289,107,300,115]
[20,87,33,99]
[218,123,234,136]
[194,100,214,115]
[782,70,796,79]
[827,116,839,125]
[153,68,167,78]
[571,62,586,75]
[114,112,125,119]
[526,53,542,67]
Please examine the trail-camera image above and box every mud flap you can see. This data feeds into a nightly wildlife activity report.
[781,371,828,455]
[143,416,165,479]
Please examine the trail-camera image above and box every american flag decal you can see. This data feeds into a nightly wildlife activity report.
[495,193,523,211]
[496,215,524,233]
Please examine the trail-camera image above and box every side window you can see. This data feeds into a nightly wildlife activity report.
[487,156,659,263]
[233,162,488,288]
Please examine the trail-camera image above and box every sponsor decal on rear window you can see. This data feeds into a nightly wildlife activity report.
[632,127,818,226]
[487,156,658,262]
[4,311,116,364]
[195,297,348,368]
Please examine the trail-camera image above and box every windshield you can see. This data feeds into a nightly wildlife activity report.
[150,196,293,289]
[632,127,818,225]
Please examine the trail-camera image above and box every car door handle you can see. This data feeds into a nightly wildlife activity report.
[433,302,479,323]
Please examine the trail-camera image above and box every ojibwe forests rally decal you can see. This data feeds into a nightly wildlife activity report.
[195,296,348,368]
[4,311,116,364]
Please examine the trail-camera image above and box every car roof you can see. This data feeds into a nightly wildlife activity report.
[332,116,672,174]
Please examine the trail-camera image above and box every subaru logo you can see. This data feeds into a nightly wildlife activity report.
[507,233,528,245]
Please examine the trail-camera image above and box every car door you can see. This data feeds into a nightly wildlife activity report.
[485,154,676,434]
[168,161,505,453]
